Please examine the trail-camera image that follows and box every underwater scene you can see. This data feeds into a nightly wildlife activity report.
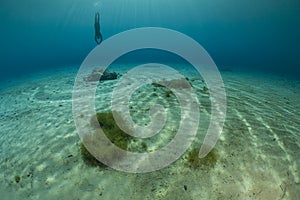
[0,1,299,199]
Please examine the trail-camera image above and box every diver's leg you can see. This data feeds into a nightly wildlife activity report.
[99,33,102,44]
[96,12,99,23]
[95,36,100,44]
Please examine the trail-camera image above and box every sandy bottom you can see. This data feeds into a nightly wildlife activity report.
[0,66,299,200]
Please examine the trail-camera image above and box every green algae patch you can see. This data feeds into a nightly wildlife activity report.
[80,111,152,167]
[185,148,218,169]
[92,112,131,150]
[80,143,105,167]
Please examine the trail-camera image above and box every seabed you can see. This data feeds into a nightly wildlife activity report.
[0,66,299,200]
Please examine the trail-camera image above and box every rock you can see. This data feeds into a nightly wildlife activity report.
[15,175,20,183]
[152,78,191,90]
[184,185,187,191]
[85,68,118,82]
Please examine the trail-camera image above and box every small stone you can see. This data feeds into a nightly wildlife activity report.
[15,175,21,183]
[184,185,187,191]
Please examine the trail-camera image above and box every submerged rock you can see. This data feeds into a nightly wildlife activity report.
[152,78,191,89]
[14,175,20,183]
[85,68,118,82]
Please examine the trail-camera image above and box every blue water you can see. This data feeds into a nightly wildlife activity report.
[1,0,300,80]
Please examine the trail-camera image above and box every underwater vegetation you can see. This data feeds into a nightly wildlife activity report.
[185,148,218,169]
[80,112,131,168]
[90,112,131,150]
[82,110,218,170]
[90,111,151,153]
[81,111,151,167]
[80,143,105,167]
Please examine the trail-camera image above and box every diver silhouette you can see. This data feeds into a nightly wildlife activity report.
[94,12,102,45]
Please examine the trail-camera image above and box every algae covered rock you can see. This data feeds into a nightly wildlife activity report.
[85,68,118,82]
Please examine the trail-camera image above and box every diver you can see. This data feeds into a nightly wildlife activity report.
[94,12,102,45]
